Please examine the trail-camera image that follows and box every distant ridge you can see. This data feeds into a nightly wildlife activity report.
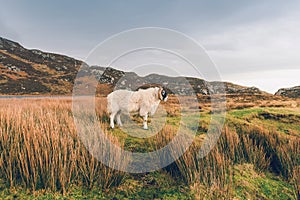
[0,36,269,96]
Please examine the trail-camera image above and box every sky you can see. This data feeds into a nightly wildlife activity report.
[0,0,299,93]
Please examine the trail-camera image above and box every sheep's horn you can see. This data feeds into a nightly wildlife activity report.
[158,87,163,100]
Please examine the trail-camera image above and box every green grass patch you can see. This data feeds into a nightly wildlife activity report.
[227,107,300,135]
[233,164,295,200]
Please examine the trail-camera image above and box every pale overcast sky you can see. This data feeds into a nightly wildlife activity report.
[0,0,299,93]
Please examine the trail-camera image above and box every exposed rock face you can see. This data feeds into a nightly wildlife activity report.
[275,86,300,98]
[0,36,267,96]
[0,37,83,95]
[86,66,266,96]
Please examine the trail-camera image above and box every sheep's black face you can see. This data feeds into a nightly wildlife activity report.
[161,89,168,101]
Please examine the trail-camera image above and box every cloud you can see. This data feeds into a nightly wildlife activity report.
[0,0,299,93]
[0,16,21,42]
[200,11,300,75]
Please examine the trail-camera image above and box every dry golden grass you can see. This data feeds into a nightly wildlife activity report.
[0,98,127,194]
[152,123,299,199]
[194,94,300,111]
[225,94,300,110]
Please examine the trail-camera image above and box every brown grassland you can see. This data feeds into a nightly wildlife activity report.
[0,95,299,199]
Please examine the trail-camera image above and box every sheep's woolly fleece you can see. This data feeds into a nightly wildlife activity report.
[107,87,168,129]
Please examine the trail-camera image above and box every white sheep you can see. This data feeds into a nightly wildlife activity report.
[107,87,168,129]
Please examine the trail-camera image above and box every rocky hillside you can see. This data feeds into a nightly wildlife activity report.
[0,37,84,94]
[275,86,300,98]
[0,36,267,96]
[77,66,266,96]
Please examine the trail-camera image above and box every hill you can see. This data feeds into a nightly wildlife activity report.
[1,36,268,96]
[0,37,83,94]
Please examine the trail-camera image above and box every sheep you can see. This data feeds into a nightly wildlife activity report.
[107,87,168,129]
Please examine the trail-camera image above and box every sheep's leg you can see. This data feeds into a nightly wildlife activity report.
[142,114,148,130]
[116,112,123,127]
[110,112,116,129]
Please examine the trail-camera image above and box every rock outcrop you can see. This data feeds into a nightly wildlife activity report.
[275,86,300,98]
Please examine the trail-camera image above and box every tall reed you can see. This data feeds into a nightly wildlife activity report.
[0,98,127,193]
[153,123,299,198]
